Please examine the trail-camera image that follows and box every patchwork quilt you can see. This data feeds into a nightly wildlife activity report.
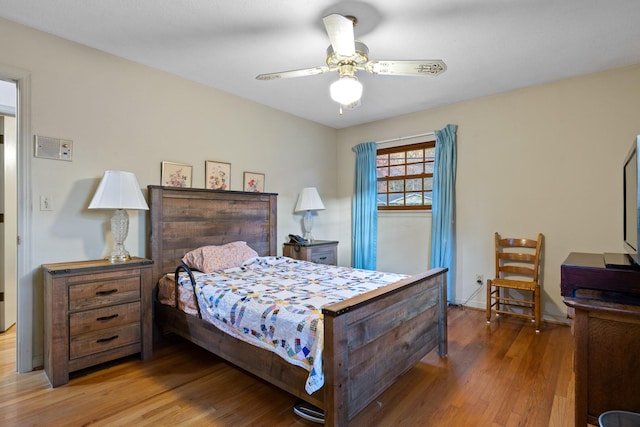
[176,256,407,394]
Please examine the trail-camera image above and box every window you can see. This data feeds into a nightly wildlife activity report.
[376,141,435,210]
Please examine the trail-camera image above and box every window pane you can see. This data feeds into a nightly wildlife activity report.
[425,147,435,161]
[424,191,433,205]
[389,179,404,192]
[377,181,387,193]
[377,194,387,206]
[406,178,422,191]
[407,163,424,175]
[376,154,389,166]
[390,165,405,177]
[425,162,434,174]
[424,177,433,190]
[390,152,405,165]
[377,167,389,178]
[388,193,404,205]
[406,149,423,163]
[405,192,423,206]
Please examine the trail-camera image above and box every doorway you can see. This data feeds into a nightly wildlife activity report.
[0,79,18,359]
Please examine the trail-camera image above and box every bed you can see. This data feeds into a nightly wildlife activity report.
[147,185,448,426]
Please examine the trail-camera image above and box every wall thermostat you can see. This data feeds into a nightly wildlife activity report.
[34,135,73,161]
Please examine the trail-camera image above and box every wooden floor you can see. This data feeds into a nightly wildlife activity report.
[0,308,583,426]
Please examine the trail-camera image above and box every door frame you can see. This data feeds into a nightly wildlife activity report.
[0,64,32,373]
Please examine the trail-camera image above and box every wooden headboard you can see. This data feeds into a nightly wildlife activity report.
[147,185,278,285]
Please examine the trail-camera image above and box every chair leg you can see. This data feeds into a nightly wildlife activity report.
[534,286,541,333]
[486,279,492,324]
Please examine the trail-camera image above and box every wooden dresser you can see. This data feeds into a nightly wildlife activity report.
[561,252,640,426]
[283,240,338,265]
[43,257,153,387]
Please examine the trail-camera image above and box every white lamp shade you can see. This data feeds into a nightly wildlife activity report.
[295,187,325,212]
[88,170,149,210]
[330,76,363,105]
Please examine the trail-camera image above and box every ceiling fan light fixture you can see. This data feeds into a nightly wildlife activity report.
[256,13,447,112]
[330,75,363,105]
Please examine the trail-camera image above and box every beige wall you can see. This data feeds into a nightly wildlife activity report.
[337,63,640,323]
[0,18,338,368]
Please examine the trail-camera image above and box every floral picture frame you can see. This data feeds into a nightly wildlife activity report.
[205,160,231,190]
[243,172,265,193]
[161,161,192,188]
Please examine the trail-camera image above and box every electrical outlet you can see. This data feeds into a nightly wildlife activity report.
[475,274,484,285]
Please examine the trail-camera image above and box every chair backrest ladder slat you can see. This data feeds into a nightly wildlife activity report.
[495,232,543,283]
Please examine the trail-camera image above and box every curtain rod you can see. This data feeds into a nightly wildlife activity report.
[375,131,435,145]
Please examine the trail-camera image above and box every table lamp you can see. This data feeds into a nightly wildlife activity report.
[294,187,325,241]
[88,170,149,262]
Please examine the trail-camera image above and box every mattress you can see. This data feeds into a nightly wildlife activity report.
[158,256,408,394]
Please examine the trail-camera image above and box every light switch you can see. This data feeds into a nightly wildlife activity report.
[60,142,72,161]
[40,195,53,211]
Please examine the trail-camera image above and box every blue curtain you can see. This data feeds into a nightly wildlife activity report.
[430,124,457,302]
[352,141,378,270]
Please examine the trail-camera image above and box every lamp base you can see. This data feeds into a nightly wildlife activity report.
[302,210,314,242]
[109,245,131,263]
[109,209,131,263]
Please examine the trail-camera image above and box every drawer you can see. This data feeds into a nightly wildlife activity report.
[69,277,140,311]
[69,302,141,336]
[70,323,141,360]
[310,246,336,265]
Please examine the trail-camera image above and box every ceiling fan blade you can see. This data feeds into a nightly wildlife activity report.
[323,14,355,57]
[365,60,447,76]
[256,66,331,80]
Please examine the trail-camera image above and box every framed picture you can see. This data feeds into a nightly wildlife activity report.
[243,172,265,193]
[205,160,231,190]
[161,161,192,188]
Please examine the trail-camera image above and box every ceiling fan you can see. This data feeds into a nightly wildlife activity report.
[256,14,447,111]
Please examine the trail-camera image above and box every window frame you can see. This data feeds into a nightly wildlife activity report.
[376,141,435,211]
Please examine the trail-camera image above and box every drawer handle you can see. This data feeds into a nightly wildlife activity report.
[318,256,327,261]
[95,289,118,296]
[96,335,119,344]
[96,314,119,322]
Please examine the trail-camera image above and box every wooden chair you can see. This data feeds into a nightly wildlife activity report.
[486,232,544,332]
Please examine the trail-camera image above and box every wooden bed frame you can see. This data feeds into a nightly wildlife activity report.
[147,185,448,426]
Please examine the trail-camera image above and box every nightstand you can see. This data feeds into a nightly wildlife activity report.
[43,257,153,387]
[283,240,338,265]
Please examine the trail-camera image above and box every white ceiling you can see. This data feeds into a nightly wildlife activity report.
[1,0,640,129]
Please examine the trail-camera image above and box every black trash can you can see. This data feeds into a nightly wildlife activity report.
[599,411,640,427]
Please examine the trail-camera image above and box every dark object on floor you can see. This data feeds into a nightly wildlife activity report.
[293,400,324,424]
[599,410,640,427]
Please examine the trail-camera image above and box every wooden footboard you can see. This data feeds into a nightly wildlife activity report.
[322,267,447,426]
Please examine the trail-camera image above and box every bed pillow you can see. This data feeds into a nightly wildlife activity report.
[181,241,258,273]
